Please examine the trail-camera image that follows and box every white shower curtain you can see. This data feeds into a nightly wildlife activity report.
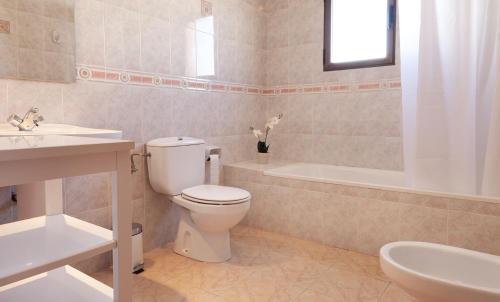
[399,0,500,197]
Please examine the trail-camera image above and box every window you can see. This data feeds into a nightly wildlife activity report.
[324,0,396,71]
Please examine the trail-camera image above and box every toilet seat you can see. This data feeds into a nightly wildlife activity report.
[181,185,251,205]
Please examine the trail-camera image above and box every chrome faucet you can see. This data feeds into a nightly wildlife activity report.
[7,107,44,131]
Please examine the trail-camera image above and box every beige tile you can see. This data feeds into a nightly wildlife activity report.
[75,252,112,275]
[43,0,74,22]
[17,0,43,14]
[0,81,6,120]
[43,52,75,83]
[353,198,400,256]
[139,0,169,20]
[43,17,75,54]
[0,186,14,224]
[104,3,140,70]
[144,182,176,251]
[448,210,500,255]
[92,267,185,302]
[92,225,402,302]
[132,197,145,226]
[62,80,110,128]
[217,38,238,82]
[75,0,105,66]
[287,43,318,85]
[169,0,200,29]
[380,283,416,302]
[0,0,17,9]
[140,14,170,74]
[140,87,174,142]
[105,0,139,12]
[321,248,389,281]
[264,47,288,86]
[7,80,64,123]
[264,0,288,12]
[295,289,340,302]
[265,8,288,49]
[18,48,44,80]
[448,198,500,217]
[288,0,323,45]
[287,94,316,134]
[17,12,43,49]
[305,267,388,301]
[398,204,447,244]
[397,192,449,209]
[319,194,359,250]
[63,173,111,216]
[105,85,143,143]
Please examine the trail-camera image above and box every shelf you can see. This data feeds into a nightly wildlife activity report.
[0,266,113,302]
[0,214,114,286]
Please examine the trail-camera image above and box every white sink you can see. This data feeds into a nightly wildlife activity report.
[380,241,500,302]
[0,124,122,139]
[0,123,123,222]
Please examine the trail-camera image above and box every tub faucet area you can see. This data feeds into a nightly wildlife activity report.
[7,107,44,131]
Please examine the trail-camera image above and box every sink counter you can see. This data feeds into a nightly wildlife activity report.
[0,135,133,162]
[0,123,122,139]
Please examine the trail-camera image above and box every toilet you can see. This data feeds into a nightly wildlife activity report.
[146,137,251,262]
[380,241,500,302]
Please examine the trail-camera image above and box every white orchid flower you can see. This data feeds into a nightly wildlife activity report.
[250,113,283,153]
[252,129,263,139]
[265,115,282,130]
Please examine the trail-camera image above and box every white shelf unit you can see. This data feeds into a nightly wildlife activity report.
[0,266,113,302]
[0,135,134,302]
[0,215,114,286]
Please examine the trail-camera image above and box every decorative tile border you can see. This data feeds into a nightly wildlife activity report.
[77,65,401,96]
[266,79,402,96]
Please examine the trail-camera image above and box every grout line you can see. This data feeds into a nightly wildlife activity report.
[380,281,392,301]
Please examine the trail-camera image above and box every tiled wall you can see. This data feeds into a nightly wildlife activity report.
[0,0,76,82]
[225,163,500,256]
[0,186,14,224]
[0,0,267,272]
[261,0,403,170]
[0,0,406,272]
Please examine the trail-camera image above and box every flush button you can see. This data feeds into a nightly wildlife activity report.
[0,20,10,34]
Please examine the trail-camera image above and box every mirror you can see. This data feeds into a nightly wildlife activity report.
[0,0,75,83]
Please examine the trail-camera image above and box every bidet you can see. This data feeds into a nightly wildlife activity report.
[380,241,500,302]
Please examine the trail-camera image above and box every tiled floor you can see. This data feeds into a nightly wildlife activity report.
[92,226,416,302]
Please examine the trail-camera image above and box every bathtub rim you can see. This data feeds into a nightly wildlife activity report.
[226,161,500,204]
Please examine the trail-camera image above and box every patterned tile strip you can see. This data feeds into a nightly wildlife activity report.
[77,65,401,96]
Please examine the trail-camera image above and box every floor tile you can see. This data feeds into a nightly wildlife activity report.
[92,226,406,302]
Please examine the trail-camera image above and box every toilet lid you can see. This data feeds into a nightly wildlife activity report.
[182,185,250,205]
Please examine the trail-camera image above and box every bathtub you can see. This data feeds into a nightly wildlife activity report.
[263,162,499,202]
[223,161,500,256]
[264,163,406,189]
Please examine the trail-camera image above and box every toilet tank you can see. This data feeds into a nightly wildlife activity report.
[146,137,206,195]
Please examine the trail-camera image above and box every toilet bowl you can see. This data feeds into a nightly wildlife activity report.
[380,241,500,302]
[146,137,251,262]
[172,185,250,262]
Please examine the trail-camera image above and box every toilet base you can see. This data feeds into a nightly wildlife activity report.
[173,207,231,262]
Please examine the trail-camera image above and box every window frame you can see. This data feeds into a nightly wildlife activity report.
[323,0,397,71]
